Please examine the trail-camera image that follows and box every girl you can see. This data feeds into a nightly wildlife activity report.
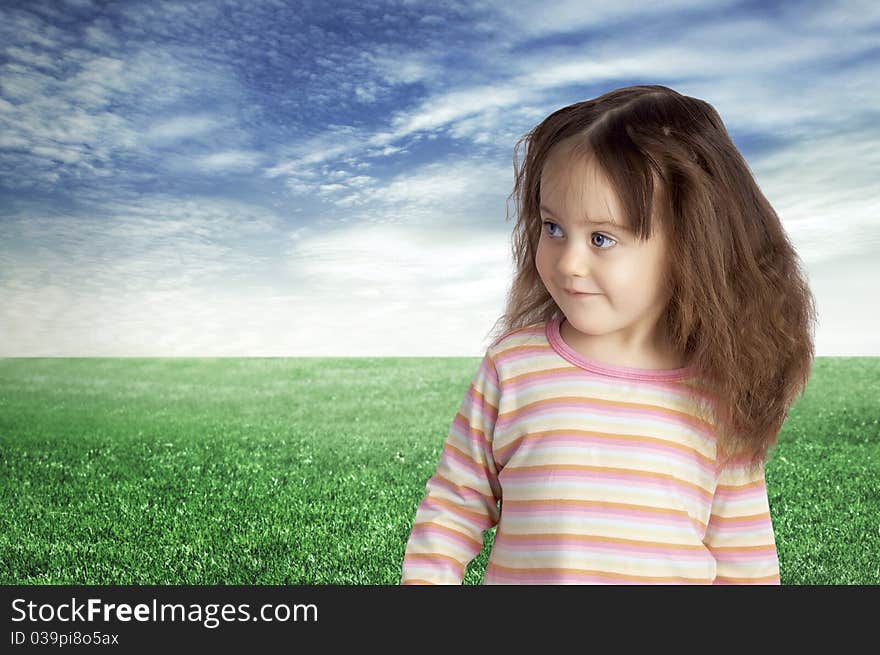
[400,84,817,585]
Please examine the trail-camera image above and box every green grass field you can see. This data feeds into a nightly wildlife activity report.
[1,356,877,585]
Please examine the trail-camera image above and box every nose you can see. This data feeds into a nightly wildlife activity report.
[556,238,595,280]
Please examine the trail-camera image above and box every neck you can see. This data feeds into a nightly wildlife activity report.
[560,318,685,370]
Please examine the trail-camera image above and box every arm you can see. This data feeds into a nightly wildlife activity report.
[400,351,503,585]
[703,459,781,584]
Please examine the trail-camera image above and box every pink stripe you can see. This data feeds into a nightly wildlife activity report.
[441,445,490,478]
[402,554,462,573]
[500,501,691,527]
[502,466,710,503]
[496,398,708,433]
[493,534,708,559]
[499,355,692,395]
[710,547,777,561]
[707,516,772,531]
[514,432,715,478]
[459,387,498,424]
[419,497,494,530]
[409,523,478,550]
[485,565,707,585]
[490,326,543,348]
[712,578,780,585]
[479,355,500,387]
[450,414,496,453]
[712,485,765,501]
[427,474,493,504]
[546,315,697,381]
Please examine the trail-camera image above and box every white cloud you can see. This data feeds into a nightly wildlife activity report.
[363,46,441,86]
[3,45,59,71]
[144,114,224,142]
[749,126,880,265]
[328,158,511,218]
[0,22,250,187]
[188,149,264,173]
[275,220,513,355]
[482,0,739,38]
[0,193,513,356]
[0,195,282,294]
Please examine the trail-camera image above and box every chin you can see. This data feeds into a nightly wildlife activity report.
[567,305,617,327]
[563,312,600,332]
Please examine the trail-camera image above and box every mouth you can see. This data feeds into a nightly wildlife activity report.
[564,288,601,296]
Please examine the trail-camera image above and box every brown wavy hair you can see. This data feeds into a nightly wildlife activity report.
[486,84,818,473]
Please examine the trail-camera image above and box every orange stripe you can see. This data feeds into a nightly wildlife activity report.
[411,520,484,551]
[439,442,499,485]
[430,472,499,506]
[716,479,765,492]
[404,552,465,569]
[707,511,772,526]
[401,579,440,585]
[461,385,498,416]
[496,392,714,434]
[493,428,715,466]
[447,421,492,453]
[419,494,497,527]
[487,562,711,584]
[498,531,708,551]
[714,572,781,584]
[705,542,776,553]
[500,498,708,532]
[502,463,714,498]
[495,335,712,395]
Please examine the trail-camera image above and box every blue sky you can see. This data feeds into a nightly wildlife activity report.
[1,0,877,356]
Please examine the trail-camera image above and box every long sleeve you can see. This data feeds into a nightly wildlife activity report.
[703,459,781,584]
[400,351,503,585]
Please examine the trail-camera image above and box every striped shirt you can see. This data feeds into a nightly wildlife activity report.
[400,315,781,584]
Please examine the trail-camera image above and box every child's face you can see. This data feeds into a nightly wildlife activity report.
[535,142,673,354]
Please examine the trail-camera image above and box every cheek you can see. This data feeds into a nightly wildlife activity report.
[628,256,664,288]
[534,242,549,278]
[536,253,557,290]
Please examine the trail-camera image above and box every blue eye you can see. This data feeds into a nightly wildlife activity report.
[543,221,563,238]
[541,220,616,249]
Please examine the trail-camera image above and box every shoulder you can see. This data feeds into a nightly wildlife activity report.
[481,320,553,390]
[487,321,549,360]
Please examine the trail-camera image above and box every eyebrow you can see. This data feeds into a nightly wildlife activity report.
[539,205,631,231]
